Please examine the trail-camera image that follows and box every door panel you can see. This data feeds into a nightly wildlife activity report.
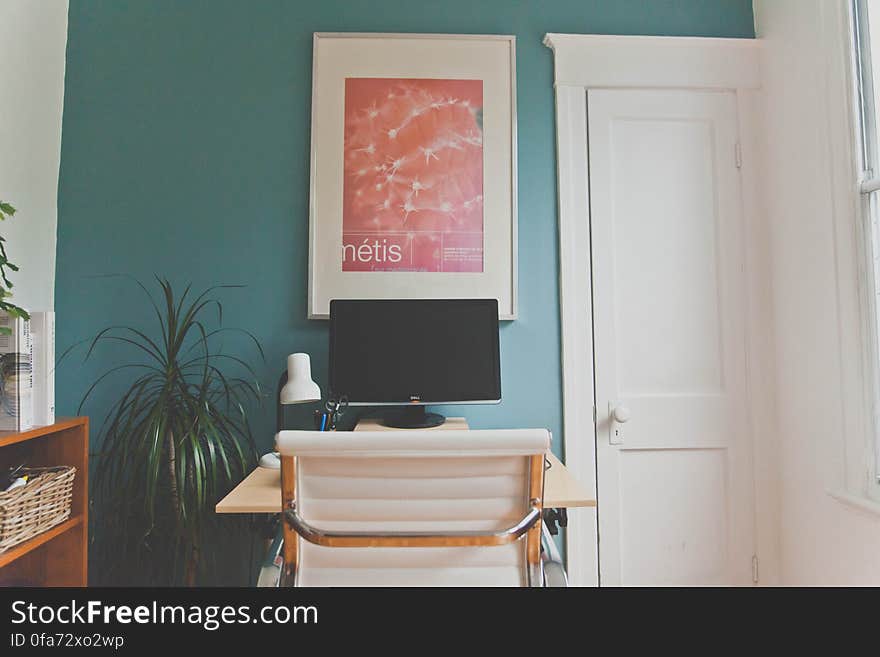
[618,448,729,584]
[612,118,725,397]
[589,89,754,586]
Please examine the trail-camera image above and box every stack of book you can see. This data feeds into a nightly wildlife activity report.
[0,311,54,431]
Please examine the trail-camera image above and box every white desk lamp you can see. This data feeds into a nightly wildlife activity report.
[259,353,321,469]
[279,353,321,405]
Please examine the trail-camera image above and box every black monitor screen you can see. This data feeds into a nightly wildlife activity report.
[329,299,501,405]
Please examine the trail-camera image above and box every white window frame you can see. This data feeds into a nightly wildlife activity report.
[848,0,880,500]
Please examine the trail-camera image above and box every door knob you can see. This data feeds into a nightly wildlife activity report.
[611,405,631,424]
[608,402,629,445]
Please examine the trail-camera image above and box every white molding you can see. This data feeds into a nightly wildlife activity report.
[827,487,880,518]
[552,85,597,587]
[546,33,763,586]
[736,88,781,584]
[544,33,762,90]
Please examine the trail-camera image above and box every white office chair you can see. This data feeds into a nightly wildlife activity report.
[270,428,560,587]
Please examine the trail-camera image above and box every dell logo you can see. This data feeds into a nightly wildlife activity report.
[409,395,421,402]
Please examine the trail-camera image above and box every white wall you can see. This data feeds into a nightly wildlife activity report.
[0,0,68,312]
[755,0,880,585]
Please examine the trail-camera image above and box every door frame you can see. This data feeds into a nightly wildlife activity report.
[543,34,771,586]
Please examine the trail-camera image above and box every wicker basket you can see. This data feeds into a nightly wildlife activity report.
[0,466,76,553]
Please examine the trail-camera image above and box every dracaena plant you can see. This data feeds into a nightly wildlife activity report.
[80,277,263,585]
[0,199,30,334]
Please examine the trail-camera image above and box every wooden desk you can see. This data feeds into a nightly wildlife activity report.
[216,418,595,513]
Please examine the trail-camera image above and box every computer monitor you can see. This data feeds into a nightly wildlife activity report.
[329,299,501,428]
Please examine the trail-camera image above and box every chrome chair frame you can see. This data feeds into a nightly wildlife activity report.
[284,500,542,549]
[257,519,567,587]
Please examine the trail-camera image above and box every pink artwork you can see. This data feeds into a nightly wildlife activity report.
[342,78,484,272]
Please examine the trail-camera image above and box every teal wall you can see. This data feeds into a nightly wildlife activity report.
[56,1,754,459]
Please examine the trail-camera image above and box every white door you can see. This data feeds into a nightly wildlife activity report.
[588,89,755,586]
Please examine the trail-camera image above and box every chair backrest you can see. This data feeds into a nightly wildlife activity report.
[275,428,550,587]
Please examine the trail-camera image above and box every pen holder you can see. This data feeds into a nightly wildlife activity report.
[313,410,333,431]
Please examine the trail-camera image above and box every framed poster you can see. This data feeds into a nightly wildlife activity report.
[308,33,517,319]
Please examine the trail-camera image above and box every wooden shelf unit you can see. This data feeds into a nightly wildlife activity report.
[0,417,88,587]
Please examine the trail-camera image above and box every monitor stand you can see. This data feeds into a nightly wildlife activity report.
[381,406,446,429]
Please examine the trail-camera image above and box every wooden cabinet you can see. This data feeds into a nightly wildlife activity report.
[0,418,88,586]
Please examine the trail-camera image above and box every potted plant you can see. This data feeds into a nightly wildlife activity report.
[0,199,29,334]
[80,278,263,585]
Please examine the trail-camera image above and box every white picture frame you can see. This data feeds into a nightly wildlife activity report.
[308,32,518,319]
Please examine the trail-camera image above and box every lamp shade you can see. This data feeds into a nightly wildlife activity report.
[279,353,321,404]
